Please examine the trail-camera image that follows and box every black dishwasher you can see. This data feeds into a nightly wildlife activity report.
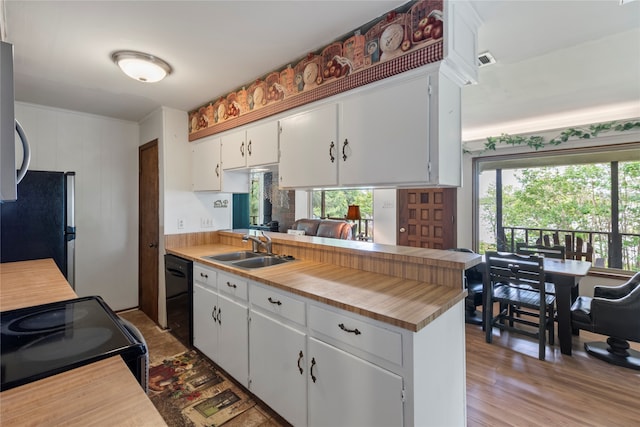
[164,254,193,347]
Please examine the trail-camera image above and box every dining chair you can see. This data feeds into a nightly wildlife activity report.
[571,272,640,370]
[448,248,484,326]
[484,251,556,360]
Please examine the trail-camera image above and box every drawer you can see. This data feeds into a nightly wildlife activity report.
[308,305,402,366]
[218,271,248,301]
[250,284,306,326]
[194,263,216,289]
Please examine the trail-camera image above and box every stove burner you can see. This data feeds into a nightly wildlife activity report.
[19,327,113,361]
[2,307,89,334]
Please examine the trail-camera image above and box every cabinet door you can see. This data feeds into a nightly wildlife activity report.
[217,293,249,387]
[340,73,430,187]
[246,120,279,167]
[249,310,307,427]
[192,283,218,361]
[308,337,403,427]
[278,103,338,188]
[192,137,221,191]
[221,129,247,170]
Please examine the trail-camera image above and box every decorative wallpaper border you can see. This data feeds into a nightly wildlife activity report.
[188,0,444,142]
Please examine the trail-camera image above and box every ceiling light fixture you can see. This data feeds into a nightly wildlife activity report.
[111,50,172,83]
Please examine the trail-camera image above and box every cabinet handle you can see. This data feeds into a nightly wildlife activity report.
[329,141,335,163]
[215,163,220,177]
[342,138,349,161]
[217,307,222,324]
[338,323,361,335]
[212,306,217,320]
[240,141,245,157]
[200,272,208,279]
[248,140,252,156]
[310,357,317,383]
[268,297,282,306]
[226,281,237,289]
[297,351,304,375]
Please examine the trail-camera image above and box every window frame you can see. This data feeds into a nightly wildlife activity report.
[472,142,640,273]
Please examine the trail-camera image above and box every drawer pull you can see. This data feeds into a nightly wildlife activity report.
[338,323,361,335]
[310,357,317,383]
[226,281,237,289]
[268,297,282,306]
[297,351,304,374]
[200,272,208,278]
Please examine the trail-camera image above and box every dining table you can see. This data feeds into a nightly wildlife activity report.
[542,258,592,355]
[481,255,592,356]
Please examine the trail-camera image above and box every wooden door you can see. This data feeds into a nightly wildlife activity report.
[139,140,159,323]
[397,188,456,249]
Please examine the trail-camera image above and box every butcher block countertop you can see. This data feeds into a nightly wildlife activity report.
[168,241,469,332]
[0,259,166,427]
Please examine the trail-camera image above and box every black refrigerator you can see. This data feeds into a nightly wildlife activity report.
[0,170,76,288]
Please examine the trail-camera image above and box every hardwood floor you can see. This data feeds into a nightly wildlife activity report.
[122,310,640,426]
[466,322,640,426]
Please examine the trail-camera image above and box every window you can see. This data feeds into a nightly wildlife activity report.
[474,144,640,272]
[311,189,373,239]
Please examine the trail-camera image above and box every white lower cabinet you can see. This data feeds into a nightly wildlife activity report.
[193,282,218,360]
[307,337,403,427]
[194,264,466,426]
[249,310,307,427]
[193,264,249,387]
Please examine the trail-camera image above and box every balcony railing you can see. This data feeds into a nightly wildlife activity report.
[496,226,640,271]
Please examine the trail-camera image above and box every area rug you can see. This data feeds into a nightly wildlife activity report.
[149,350,256,427]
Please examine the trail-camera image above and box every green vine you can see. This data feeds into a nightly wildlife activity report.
[478,120,640,153]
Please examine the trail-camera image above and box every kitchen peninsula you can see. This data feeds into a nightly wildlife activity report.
[166,230,480,426]
[0,259,166,427]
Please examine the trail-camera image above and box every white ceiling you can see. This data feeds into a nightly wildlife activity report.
[3,0,639,140]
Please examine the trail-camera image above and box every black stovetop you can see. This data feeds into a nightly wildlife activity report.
[1,296,144,391]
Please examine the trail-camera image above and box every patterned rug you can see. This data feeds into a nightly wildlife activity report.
[149,350,256,427]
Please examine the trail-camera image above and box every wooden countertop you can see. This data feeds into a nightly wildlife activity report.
[168,244,467,332]
[0,259,166,427]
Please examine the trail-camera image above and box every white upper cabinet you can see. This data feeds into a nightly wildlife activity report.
[246,120,280,167]
[278,64,462,189]
[192,136,249,193]
[339,72,430,187]
[221,119,279,170]
[192,137,222,191]
[220,128,246,170]
[278,103,339,188]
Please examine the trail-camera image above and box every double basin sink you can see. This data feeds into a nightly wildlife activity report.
[204,251,295,270]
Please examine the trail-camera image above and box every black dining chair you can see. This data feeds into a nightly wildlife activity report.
[448,248,484,326]
[484,251,556,360]
[571,272,640,370]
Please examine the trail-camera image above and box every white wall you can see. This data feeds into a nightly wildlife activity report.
[372,188,397,245]
[15,102,139,310]
[161,107,233,235]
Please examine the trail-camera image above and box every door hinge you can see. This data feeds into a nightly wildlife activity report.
[427,83,433,97]
[427,161,432,179]
[401,388,406,402]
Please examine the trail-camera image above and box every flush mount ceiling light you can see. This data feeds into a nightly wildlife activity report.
[111,50,172,83]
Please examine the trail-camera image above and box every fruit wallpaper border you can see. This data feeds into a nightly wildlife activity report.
[188,0,444,142]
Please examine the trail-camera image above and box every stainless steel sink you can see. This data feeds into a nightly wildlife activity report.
[204,251,264,262]
[203,251,295,269]
[231,256,292,269]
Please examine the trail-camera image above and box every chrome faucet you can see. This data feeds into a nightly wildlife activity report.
[242,231,272,254]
